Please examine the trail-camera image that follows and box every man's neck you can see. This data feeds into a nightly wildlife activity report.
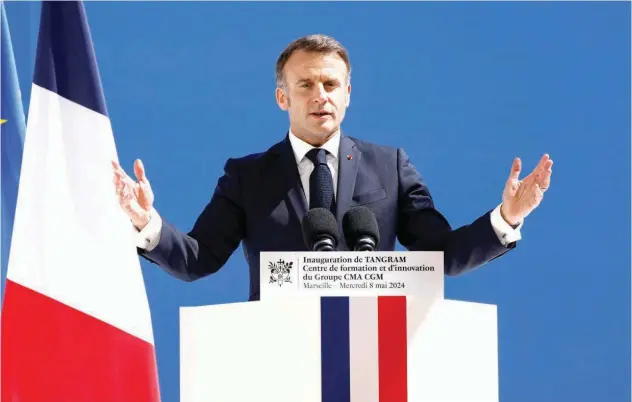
[288,129,341,165]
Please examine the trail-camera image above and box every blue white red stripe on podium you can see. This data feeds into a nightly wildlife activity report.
[320,296,408,402]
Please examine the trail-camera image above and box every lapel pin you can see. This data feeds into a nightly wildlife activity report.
[346,154,353,160]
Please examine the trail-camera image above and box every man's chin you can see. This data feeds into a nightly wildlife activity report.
[295,125,338,146]
[310,120,337,133]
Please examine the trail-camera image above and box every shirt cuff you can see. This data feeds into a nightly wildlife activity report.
[135,207,162,251]
[490,204,522,246]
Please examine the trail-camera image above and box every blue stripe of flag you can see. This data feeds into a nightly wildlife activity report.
[320,296,351,402]
[34,1,107,116]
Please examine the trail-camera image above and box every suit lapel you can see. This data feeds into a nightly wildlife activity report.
[270,135,308,224]
[336,135,361,225]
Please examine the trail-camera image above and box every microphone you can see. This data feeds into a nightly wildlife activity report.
[301,208,340,252]
[342,206,380,251]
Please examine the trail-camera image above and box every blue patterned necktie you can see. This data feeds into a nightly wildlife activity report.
[306,148,335,213]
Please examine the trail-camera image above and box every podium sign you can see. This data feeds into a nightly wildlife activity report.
[260,251,444,298]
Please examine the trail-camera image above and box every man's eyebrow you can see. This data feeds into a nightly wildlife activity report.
[296,77,340,84]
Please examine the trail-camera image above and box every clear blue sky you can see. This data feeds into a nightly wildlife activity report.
[3,2,630,402]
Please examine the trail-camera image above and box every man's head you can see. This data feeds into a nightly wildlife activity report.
[275,34,351,146]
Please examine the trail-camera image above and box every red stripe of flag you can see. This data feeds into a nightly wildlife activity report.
[377,296,408,402]
[1,280,161,402]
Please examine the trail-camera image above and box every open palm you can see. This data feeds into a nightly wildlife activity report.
[112,159,154,230]
[500,154,553,226]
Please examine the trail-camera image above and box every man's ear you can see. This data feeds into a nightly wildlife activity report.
[346,83,351,107]
[276,87,289,111]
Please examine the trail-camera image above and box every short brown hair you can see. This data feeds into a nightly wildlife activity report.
[275,34,351,88]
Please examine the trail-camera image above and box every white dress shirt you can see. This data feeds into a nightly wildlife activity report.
[288,129,340,204]
[136,130,522,250]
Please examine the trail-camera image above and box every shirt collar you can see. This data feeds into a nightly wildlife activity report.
[288,129,341,165]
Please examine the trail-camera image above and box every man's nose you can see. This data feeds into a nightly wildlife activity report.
[313,84,327,103]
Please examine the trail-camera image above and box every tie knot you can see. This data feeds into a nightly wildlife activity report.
[306,148,328,166]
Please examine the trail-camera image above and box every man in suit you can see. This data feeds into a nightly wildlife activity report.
[112,34,553,302]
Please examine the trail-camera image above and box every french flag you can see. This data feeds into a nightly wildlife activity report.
[1,2,161,401]
[321,297,408,402]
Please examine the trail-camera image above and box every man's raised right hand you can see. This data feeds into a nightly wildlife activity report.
[112,159,154,230]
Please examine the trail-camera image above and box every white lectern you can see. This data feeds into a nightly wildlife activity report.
[179,252,499,402]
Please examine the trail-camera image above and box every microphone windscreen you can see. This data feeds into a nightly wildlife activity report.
[301,208,339,249]
[342,206,380,248]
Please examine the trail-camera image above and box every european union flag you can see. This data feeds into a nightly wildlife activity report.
[1,2,26,301]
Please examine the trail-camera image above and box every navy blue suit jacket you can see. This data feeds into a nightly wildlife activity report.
[139,134,514,301]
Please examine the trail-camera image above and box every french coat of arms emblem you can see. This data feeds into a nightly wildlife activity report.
[269,259,293,287]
